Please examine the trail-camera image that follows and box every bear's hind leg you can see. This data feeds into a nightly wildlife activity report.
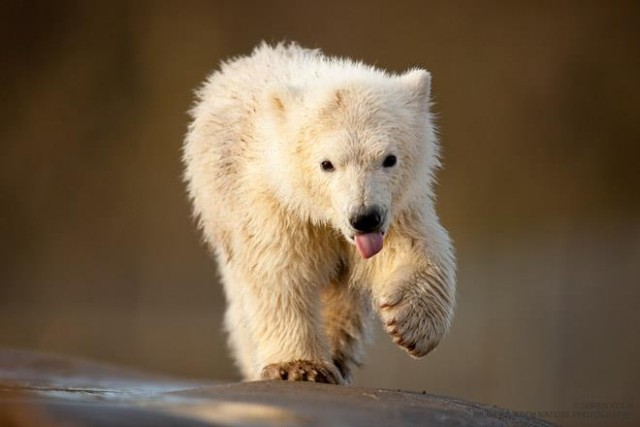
[321,284,372,384]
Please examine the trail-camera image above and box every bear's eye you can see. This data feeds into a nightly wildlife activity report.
[320,160,335,172]
[382,155,397,168]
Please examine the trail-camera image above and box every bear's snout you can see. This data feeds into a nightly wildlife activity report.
[350,206,384,233]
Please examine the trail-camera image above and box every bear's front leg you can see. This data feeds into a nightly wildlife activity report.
[254,281,342,383]
[234,262,343,384]
[374,236,456,357]
[377,269,454,357]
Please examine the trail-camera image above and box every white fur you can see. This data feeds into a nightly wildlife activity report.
[183,42,456,384]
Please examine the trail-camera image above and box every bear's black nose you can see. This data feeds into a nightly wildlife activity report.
[350,208,383,233]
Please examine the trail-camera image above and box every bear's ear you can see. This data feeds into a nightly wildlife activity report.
[317,88,347,120]
[266,85,302,120]
[401,69,431,111]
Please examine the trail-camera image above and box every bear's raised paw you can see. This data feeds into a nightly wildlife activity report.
[379,288,443,358]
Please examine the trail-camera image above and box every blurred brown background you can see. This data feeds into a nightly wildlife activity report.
[1,1,639,426]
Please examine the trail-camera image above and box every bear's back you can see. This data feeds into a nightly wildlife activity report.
[197,43,322,109]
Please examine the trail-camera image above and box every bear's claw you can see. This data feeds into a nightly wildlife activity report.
[261,360,343,384]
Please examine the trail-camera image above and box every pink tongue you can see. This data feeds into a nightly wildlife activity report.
[354,232,384,259]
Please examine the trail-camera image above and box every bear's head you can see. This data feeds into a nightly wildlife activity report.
[262,69,439,258]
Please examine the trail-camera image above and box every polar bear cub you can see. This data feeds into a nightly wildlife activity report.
[183,42,455,384]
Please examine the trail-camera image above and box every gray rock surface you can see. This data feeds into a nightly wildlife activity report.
[0,348,553,426]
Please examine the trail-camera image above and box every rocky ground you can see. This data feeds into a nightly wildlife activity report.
[0,348,552,426]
